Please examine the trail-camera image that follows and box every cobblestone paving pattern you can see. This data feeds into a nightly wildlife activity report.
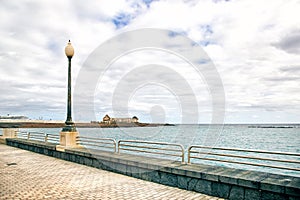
[0,144,223,199]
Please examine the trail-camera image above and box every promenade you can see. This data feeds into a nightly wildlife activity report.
[0,144,221,200]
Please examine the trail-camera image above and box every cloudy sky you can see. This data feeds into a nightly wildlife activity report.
[0,0,300,124]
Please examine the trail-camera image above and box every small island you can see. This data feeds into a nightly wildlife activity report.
[0,114,174,128]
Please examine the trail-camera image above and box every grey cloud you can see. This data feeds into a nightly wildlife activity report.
[10,82,65,90]
[255,103,300,112]
[263,76,300,82]
[274,30,300,54]
[0,75,66,117]
[279,66,300,73]
[228,101,299,112]
[0,90,64,118]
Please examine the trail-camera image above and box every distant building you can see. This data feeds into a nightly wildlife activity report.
[132,116,138,123]
[102,114,111,124]
[102,114,139,124]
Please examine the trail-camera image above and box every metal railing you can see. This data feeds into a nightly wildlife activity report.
[188,145,300,171]
[76,136,117,153]
[11,131,300,173]
[16,131,28,139]
[15,131,59,144]
[118,140,185,163]
[45,133,60,143]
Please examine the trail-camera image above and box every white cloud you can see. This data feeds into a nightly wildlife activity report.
[0,0,299,123]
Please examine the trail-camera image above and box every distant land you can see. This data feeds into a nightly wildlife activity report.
[0,114,175,128]
[247,125,299,128]
[0,121,175,128]
[0,118,299,129]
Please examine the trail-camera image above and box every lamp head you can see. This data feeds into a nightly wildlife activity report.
[65,40,74,58]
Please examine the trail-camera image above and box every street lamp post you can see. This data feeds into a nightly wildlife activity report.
[62,40,76,132]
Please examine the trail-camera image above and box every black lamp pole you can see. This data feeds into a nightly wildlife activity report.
[62,40,76,132]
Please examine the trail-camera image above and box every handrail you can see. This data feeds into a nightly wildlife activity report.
[45,133,60,143]
[15,131,29,139]
[189,145,300,156]
[12,130,300,173]
[118,139,185,163]
[16,131,28,136]
[188,145,300,171]
[76,136,117,153]
[15,131,59,143]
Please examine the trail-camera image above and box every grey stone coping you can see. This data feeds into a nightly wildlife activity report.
[6,138,57,150]
[5,138,300,198]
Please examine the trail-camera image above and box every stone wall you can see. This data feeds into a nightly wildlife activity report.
[6,138,300,200]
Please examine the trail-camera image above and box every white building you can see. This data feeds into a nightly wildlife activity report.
[102,114,139,124]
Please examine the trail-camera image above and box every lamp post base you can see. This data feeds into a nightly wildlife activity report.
[61,124,77,132]
[57,130,80,151]
[2,128,18,138]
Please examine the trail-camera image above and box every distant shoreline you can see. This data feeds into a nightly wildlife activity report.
[0,122,175,128]
[247,125,298,128]
[0,122,299,129]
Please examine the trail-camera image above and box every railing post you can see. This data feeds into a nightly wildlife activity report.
[117,141,121,154]
[45,134,48,143]
[113,139,117,153]
[179,144,185,164]
[27,132,30,140]
[187,146,192,164]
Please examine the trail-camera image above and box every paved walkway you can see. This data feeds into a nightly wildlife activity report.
[0,144,222,200]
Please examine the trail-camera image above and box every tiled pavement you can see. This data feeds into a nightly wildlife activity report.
[0,144,223,200]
